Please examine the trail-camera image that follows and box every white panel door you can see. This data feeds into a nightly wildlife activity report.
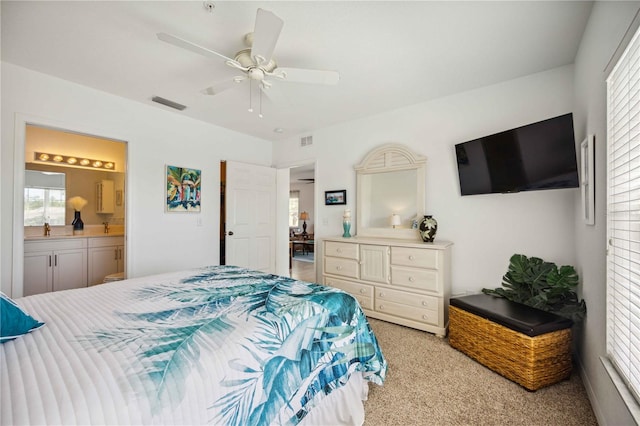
[226,161,276,273]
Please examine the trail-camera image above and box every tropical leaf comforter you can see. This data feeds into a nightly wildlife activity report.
[1,265,387,425]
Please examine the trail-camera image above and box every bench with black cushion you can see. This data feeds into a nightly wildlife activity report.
[449,293,573,391]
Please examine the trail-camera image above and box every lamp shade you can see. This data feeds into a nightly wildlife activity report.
[299,211,309,221]
[391,214,401,227]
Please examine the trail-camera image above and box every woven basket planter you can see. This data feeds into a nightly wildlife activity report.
[449,304,572,391]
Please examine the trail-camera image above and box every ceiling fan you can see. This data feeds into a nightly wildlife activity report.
[157,8,339,106]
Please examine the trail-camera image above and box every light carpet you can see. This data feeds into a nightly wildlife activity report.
[363,318,597,425]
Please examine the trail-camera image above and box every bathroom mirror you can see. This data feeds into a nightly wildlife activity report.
[355,143,426,240]
[24,170,66,226]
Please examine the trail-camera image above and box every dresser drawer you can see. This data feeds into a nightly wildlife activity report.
[391,266,440,293]
[375,300,439,325]
[376,287,439,311]
[324,241,359,260]
[391,246,438,269]
[324,257,359,279]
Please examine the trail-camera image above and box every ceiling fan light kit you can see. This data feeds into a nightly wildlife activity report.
[156,7,339,118]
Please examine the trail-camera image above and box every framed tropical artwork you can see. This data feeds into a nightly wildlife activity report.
[166,165,201,212]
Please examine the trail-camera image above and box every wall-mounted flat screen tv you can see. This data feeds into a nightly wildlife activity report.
[455,113,578,196]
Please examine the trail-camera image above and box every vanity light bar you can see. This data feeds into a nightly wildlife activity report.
[34,152,115,171]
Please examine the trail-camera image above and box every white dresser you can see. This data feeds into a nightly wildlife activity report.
[322,236,452,337]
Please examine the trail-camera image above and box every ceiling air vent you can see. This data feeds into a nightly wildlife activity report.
[152,96,187,111]
[300,135,313,147]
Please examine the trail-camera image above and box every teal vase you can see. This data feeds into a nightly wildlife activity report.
[342,220,351,238]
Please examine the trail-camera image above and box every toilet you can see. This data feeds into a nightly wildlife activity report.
[103,272,125,283]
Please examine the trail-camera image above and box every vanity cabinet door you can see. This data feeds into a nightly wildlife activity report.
[52,248,88,292]
[88,237,125,285]
[88,246,119,285]
[24,250,53,296]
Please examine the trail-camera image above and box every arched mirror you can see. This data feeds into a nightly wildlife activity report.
[355,143,426,241]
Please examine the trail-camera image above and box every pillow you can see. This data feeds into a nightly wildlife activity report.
[1,292,44,343]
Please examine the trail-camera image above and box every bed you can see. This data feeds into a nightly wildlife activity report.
[1,265,387,425]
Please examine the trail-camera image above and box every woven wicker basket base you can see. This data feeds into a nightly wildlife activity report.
[449,305,572,391]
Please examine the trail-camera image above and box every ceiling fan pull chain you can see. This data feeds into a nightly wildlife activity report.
[248,80,253,113]
[259,90,263,118]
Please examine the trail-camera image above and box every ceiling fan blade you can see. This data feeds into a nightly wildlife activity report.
[200,79,238,96]
[250,9,284,65]
[157,32,237,64]
[277,67,340,85]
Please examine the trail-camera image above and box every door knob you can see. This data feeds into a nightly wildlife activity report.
[227,231,234,236]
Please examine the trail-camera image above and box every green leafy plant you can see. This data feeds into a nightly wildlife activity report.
[482,254,586,322]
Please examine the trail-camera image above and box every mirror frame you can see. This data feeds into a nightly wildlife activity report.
[355,143,426,240]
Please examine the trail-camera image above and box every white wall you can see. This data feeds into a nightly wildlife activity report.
[572,2,640,425]
[1,62,272,297]
[275,65,577,294]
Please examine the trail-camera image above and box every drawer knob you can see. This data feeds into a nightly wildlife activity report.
[337,248,342,253]
[409,276,415,282]
[409,255,415,260]
[336,266,342,271]
[359,288,366,294]
[380,305,385,310]
[422,301,428,306]
[422,315,428,320]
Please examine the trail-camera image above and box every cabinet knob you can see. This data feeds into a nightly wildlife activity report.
[359,288,366,294]
[409,276,415,282]
[379,292,385,297]
[422,315,428,320]
[379,305,385,310]
[409,255,415,260]
[422,300,428,306]
[336,266,342,271]
[337,248,342,253]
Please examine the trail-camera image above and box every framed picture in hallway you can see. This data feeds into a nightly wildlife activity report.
[166,165,201,212]
[325,190,347,205]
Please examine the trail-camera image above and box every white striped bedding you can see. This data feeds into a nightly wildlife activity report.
[1,266,386,425]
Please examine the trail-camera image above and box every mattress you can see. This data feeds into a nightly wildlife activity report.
[1,265,387,425]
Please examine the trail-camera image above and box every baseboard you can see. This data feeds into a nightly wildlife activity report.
[576,354,605,425]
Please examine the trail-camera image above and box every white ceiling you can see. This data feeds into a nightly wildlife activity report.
[1,1,593,143]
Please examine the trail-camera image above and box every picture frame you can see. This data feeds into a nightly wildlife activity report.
[581,134,595,226]
[166,165,201,212]
[325,190,347,205]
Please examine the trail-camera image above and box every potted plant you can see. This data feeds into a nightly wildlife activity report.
[482,254,586,322]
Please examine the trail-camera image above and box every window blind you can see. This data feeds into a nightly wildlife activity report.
[607,25,640,405]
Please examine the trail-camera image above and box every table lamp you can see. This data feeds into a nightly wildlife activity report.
[299,211,310,237]
[391,214,401,229]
